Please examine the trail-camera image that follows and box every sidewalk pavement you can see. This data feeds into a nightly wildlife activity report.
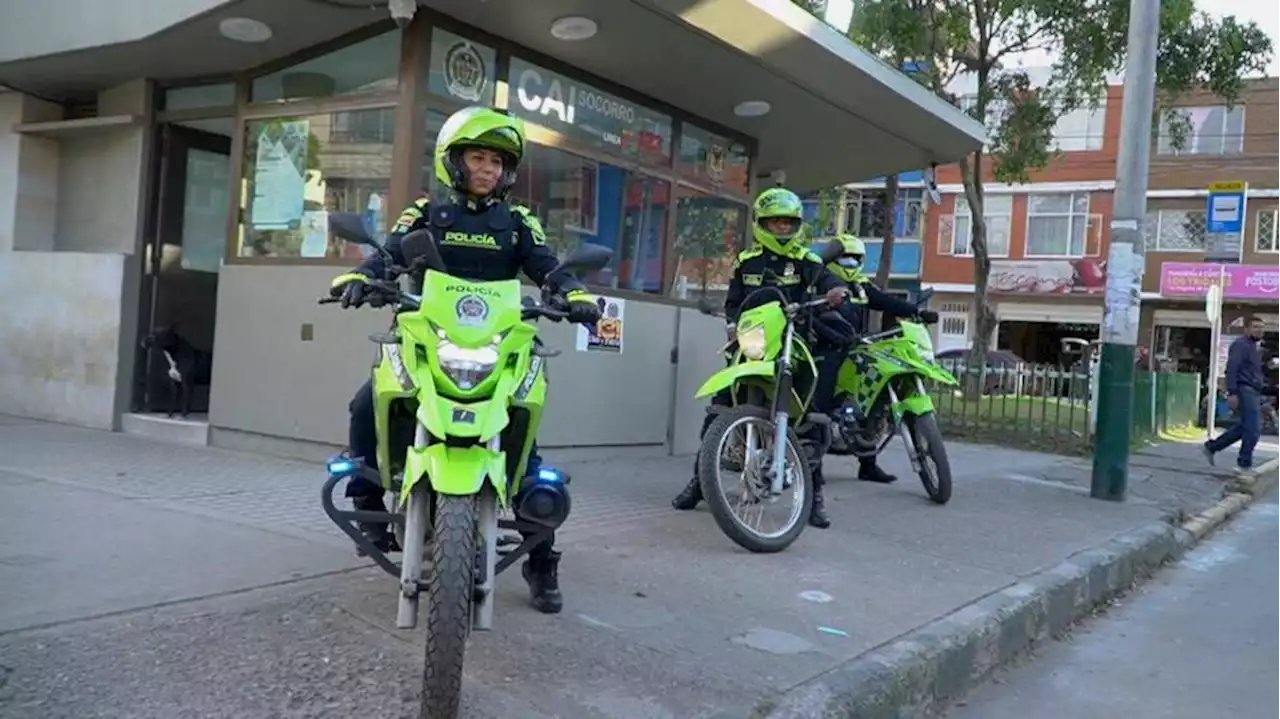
[0,416,1273,719]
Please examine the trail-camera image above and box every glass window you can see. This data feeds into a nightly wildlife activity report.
[1257,209,1278,253]
[1143,209,1207,251]
[164,83,235,111]
[945,195,1012,256]
[415,109,453,204]
[426,27,497,105]
[507,143,668,294]
[251,32,400,103]
[851,189,925,239]
[237,109,394,259]
[670,187,749,302]
[1157,106,1245,156]
[1051,105,1106,152]
[508,57,673,163]
[1026,192,1090,256]
[677,124,749,193]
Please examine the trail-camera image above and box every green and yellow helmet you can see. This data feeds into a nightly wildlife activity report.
[434,106,526,200]
[828,234,868,282]
[751,187,806,255]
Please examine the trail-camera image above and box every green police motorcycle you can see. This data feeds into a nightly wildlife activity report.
[691,240,845,553]
[827,288,957,504]
[317,213,611,718]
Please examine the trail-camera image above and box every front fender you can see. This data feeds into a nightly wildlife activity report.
[401,443,508,504]
[893,393,937,418]
[695,360,775,399]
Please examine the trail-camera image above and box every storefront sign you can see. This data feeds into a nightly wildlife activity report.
[988,259,1107,294]
[1159,262,1280,300]
[575,296,625,353]
[509,58,672,161]
[427,28,496,104]
[1204,180,1247,262]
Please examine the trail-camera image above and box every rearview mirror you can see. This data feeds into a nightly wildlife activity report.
[328,212,377,247]
[696,296,718,316]
[817,238,844,265]
[555,243,613,278]
[916,287,935,305]
[401,229,445,273]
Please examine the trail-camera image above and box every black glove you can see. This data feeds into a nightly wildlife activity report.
[329,271,376,309]
[565,291,602,324]
[917,309,939,324]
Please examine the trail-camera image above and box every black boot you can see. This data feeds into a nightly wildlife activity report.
[522,550,564,614]
[352,494,400,554]
[809,471,831,529]
[858,461,898,484]
[671,476,703,510]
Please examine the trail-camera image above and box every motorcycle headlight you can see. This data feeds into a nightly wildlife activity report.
[736,324,768,360]
[436,340,500,390]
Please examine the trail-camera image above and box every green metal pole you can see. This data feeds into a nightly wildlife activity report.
[1091,0,1160,501]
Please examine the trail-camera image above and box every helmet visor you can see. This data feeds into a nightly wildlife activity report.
[837,255,863,269]
[760,216,802,237]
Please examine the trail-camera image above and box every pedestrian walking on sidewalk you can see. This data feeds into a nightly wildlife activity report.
[1203,317,1268,472]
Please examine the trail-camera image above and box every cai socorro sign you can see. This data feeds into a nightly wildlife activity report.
[510,58,670,154]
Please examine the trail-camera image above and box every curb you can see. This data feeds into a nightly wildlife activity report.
[710,460,1278,719]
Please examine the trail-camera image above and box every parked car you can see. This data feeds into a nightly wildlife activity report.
[935,348,1029,395]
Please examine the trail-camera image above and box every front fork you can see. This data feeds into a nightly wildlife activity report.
[396,429,503,632]
[768,323,797,495]
[396,424,431,629]
[893,378,929,474]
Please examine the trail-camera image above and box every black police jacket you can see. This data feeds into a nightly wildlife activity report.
[723,246,844,323]
[835,280,921,334]
[356,196,584,294]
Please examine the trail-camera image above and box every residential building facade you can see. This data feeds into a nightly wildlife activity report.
[920,76,1278,376]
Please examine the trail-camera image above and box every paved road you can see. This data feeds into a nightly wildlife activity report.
[0,418,1242,719]
[949,490,1279,719]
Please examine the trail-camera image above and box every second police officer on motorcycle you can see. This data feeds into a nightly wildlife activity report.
[671,187,852,528]
[815,235,939,485]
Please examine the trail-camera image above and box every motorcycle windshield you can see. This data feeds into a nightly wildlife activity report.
[417,271,523,347]
[900,321,934,354]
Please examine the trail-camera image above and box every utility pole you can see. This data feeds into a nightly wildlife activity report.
[1091,0,1161,501]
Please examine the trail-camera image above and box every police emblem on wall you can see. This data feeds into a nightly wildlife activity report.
[455,294,489,326]
[706,143,726,182]
[444,41,486,102]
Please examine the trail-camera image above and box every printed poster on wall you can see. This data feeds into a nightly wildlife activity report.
[250,120,310,230]
[300,210,329,258]
[575,296,625,354]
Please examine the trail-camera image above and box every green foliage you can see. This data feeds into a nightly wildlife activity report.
[850,0,1274,185]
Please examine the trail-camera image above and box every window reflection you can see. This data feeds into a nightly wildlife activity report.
[670,187,748,301]
[508,143,668,294]
[238,108,394,259]
[250,32,400,103]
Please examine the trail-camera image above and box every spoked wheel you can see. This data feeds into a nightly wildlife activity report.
[697,405,812,553]
[420,494,476,719]
[905,413,952,504]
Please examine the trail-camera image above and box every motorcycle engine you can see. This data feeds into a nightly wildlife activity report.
[513,467,572,528]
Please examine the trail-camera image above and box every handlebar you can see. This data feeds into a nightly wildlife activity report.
[317,282,577,324]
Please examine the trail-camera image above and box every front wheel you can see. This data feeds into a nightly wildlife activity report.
[905,413,952,505]
[697,405,812,553]
[420,494,476,719]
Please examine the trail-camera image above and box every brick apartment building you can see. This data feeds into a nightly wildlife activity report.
[920,75,1278,378]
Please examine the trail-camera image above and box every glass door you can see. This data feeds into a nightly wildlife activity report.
[133,121,232,414]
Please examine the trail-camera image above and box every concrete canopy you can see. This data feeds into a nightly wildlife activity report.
[0,0,985,190]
